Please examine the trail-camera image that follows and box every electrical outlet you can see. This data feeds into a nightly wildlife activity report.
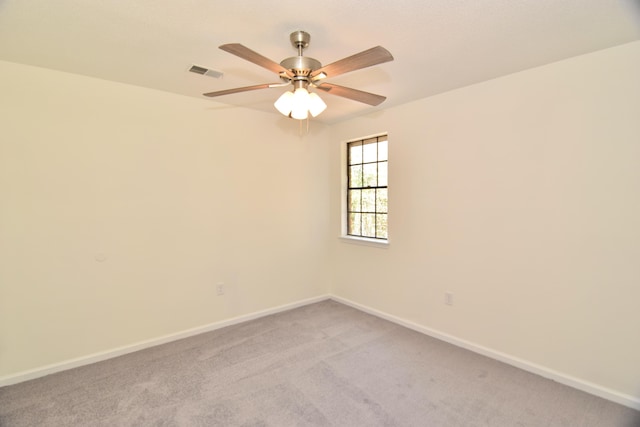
[216,283,225,296]
[445,292,453,305]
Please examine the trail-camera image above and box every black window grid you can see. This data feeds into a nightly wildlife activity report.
[347,135,388,240]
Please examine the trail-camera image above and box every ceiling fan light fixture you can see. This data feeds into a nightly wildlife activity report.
[274,87,326,120]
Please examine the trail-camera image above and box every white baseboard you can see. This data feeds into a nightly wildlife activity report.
[3,293,639,411]
[330,295,640,411]
[0,294,331,388]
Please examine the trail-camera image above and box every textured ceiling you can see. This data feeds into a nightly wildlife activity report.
[1,0,639,123]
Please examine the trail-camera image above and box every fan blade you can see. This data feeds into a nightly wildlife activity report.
[220,43,293,77]
[315,83,386,106]
[310,46,393,79]
[203,83,281,97]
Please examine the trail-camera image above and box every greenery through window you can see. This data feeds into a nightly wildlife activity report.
[347,135,388,240]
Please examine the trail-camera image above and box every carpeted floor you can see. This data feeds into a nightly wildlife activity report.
[1,300,638,426]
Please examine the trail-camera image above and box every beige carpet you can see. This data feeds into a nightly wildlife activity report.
[1,300,638,426]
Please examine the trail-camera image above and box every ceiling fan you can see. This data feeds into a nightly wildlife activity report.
[203,31,394,120]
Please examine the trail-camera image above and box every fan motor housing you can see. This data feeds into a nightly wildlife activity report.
[280,56,321,77]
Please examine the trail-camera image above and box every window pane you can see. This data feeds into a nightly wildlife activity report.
[362,189,375,212]
[378,139,388,161]
[376,214,388,239]
[378,161,388,186]
[376,189,388,213]
[348,213,361,235]
[349,165,363,188]
[363,163,377,187]
[349,142,362,165]
[345,135,388,240]
[362,141,377,163]
[348,190,361,212]
[362,214,376,237]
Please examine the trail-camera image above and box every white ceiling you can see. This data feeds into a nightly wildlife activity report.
[1,0,639,123]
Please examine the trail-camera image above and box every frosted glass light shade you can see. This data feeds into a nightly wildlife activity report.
[308,92,327,117]
[291,88,310,120]
[274,87,326,120]
[274,91,294,116]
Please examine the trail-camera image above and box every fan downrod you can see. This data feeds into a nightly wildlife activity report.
[280,30,321,79]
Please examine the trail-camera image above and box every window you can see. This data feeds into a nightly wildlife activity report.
[346,135,388,240]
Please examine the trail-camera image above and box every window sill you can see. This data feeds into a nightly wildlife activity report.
[339,236,389,248]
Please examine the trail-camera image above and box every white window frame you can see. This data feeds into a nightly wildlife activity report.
[340,133,390,248]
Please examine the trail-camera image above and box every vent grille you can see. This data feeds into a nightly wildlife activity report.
[189,65,208,75]
[189,65,223,79]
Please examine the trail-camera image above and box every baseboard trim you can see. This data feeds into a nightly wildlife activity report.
[3,293,639,411]
[330,295,640,411]
[0,294,331,388]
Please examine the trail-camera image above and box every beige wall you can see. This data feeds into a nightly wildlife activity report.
[1,40,639,405]
[329,41,640,401]
[0,60,331,377]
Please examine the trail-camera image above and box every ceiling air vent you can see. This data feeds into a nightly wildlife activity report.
[188,65,223,79]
